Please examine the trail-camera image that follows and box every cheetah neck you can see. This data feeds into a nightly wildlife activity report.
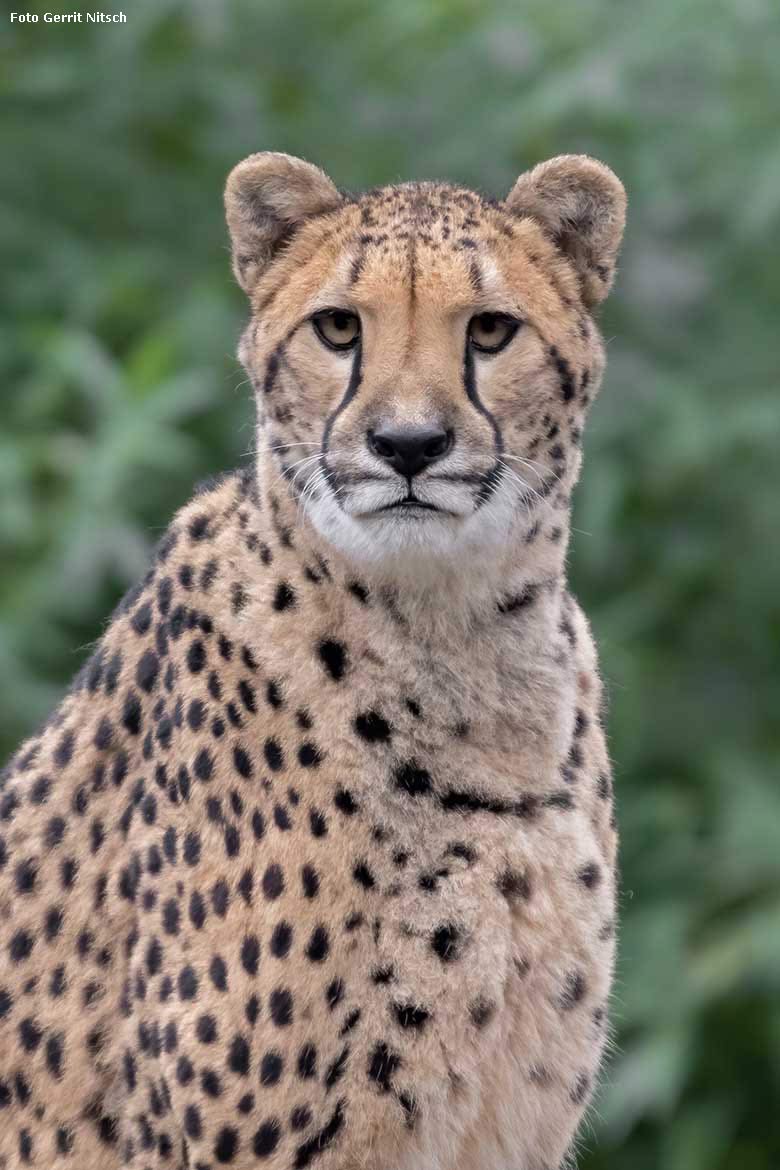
[255,447,572,641]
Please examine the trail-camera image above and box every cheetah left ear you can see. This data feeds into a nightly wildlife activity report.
[504,155,626,306]
[225,152,343,294]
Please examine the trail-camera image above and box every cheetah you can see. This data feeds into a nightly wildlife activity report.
[0,151,625,1170]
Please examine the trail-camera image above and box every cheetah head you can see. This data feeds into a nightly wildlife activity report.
[226,152,625,569]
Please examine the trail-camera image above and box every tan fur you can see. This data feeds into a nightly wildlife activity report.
[0,152,624,1169]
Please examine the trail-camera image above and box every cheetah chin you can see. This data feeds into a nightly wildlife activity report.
[0,151,624,1170]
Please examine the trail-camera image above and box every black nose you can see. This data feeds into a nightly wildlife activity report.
[367,425,453,479]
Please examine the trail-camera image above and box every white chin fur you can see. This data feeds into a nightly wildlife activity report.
[305,481,519,577]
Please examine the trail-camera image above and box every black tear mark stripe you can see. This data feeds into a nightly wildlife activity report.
[462,342,504,508]
[321,339,364,462]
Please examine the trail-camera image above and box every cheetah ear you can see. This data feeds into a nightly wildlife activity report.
[504,155,626,306]
[225,152,342,294]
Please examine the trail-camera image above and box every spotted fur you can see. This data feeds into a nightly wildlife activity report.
[0,151,625,1169]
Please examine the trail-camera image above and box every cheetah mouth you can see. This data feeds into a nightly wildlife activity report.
[373,496,449,516]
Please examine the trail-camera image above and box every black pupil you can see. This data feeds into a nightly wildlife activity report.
[479,315,497,333]
[333,313,351,333]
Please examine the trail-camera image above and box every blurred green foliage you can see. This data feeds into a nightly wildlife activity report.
[2,1,779,1166]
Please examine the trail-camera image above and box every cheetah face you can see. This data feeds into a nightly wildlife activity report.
[226,153,625,566]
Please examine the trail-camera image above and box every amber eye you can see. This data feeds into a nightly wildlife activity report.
[312,309,361,351]
[468,312,520,354]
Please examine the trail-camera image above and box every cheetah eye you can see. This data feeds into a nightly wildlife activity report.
[467,312,520,354]
[312,309,361,352]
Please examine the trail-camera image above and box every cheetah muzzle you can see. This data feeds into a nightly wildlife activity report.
[0,150,625,1170]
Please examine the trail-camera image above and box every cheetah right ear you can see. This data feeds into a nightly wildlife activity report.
[225,152,342,294]
[504,155,626,307]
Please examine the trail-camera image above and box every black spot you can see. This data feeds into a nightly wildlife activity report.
[136,650,160,693]
[186,700,206,732]
[297,1043,317,1079]
[253,1118,281,1158]
[318,639,347,681]
[238,679,257,714]
[348,578,369,602]
[214,1126,239,1163]
[187,640,206,673]
[367,1042,400,1092]
[352,861,375,889]
[298,742,323,768]
[94,717,114,751]
[233,746,253,779]
[122,692,142,736]
[19,1016,42,1052]
[196,1014,218,1044]
[54,731,75,768]
[260,1051,283,1086]
[210,879,229,917]
[178,966,198,1000]
[131,602,153,636]
[394,760,431,796]
[201,1068,223,1098]
[210,955,228,991]
[30,777,51,805]
[559,970,587,1010]
[273,581,296,611]
[570,1071,590,1105]
[270,988,293,1027]
[301,865,319,898]
[393,1003,430,1030]
[334,787,359,816]
[270,922,293,959]
[578,862,601,889]
[264,738,284,772]
[194,748,214,782]
[189,514,210,540]
[9,929,34,962]
[184,1104,202,1139]
[156,576,173,616]
[274,804,292,831]
[238,1092,255,1114]
[305,925,329,962]
[354,711,392,743]
[262,864,284,900]
[469,998,496,1028]
[497,868,532,901]
[290,1104,311,1132]
[183,831,201,865]
[241,935,261,976]
[162,900,180,935]
[431,923,463,963]
[15,859,37,895]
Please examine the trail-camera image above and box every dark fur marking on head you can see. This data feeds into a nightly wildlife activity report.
[462,342,504,507]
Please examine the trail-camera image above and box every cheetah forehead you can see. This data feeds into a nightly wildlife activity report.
[225,151,625,320]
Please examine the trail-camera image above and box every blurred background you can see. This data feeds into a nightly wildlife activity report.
[2,1,779,1166]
